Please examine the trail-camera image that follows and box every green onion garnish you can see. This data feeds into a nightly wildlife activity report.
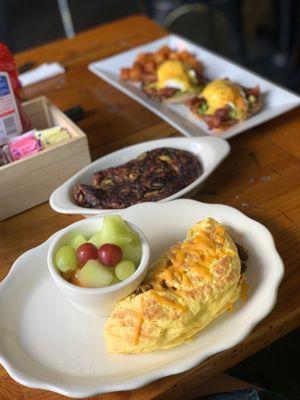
[228,109,237,119]
[198,102,208,114]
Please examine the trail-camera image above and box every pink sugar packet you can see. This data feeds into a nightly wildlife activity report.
[8,129,42,161]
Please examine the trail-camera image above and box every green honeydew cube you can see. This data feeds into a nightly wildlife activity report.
[88,231,105,248]
[122,239,142,267]
[101,215,136,247]
[76,260,113,288]
[70,233,87,250]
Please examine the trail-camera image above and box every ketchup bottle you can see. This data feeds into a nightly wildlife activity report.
[0,43,31,145]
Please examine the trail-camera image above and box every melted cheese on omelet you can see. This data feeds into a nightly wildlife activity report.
[156,60,193,91]
[104,218,242,354]
[201,79,248,119]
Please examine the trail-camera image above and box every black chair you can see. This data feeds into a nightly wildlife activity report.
[146,0,245,62]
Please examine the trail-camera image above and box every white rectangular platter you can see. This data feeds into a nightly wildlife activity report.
[89,34,300,140]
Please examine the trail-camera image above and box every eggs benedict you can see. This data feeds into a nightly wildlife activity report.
[189,79,261,130]
[143,59,204,103]
[120,46,205,103]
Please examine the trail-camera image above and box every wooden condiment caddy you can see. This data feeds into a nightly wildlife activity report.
[0,96,91,220]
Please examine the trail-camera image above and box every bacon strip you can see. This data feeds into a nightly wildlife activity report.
[203,107,235,129]
[189,98,234,129]
[189,97,206,109]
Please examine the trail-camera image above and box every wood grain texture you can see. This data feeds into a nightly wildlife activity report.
[0,97,90,220]
[0,15,299,400]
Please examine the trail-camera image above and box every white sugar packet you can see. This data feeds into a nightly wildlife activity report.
[19,63,65,87]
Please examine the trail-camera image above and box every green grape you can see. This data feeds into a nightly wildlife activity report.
[88,231,105,248]
[55,245,78,273]
[111,271,121,285]
[70,233,87,250]
[122,239,142,267]
[101,215,136,247]
[115,259,136,281]
[76,260,113,288]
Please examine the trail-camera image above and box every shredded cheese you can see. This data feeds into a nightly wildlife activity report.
[150,292,188,313]
[132,298,144,345]
[189,264,212,280]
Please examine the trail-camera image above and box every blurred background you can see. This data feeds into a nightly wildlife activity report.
[0,0,300,93]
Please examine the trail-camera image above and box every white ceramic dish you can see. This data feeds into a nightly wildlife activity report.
[47,216,150,316]
[50,136,230,216]
[89,34,300,140]
[0,199,284,398]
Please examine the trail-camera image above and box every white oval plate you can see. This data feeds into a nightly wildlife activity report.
[0,199,284,398]
[50,137,230,216]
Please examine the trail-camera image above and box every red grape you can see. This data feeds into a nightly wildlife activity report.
[76,243,98,265]
[98,243,123,267]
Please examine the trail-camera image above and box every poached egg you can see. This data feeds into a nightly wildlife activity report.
[156,60,193,91]
[201,79,248,119]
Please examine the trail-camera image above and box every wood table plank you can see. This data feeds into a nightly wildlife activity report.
[0,15,299,400]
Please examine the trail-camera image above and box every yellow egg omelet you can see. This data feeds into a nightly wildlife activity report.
[105,218,242,354]
[156,60,193,91]
[201,79,248,120]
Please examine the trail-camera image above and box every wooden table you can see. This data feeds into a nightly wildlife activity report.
[0,15,299,400]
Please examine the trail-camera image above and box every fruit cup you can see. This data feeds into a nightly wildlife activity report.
[47,216,150,316]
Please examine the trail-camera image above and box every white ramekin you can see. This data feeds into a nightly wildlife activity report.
[47,216,150,316]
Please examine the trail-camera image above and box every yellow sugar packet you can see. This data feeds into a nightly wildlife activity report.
[35,126,70,149]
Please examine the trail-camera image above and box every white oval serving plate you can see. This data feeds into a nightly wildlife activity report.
[50,137,230,216]
[89,34,300,140]
[0,199,284,398]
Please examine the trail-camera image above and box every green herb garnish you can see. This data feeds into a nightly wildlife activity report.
[195,85,204,94]
[228,109,237,119]
[198,102,208,114]
[174,90,185,97]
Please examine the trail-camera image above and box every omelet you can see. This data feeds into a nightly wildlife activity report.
[105,218,242,353]
[201,79,248,120]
